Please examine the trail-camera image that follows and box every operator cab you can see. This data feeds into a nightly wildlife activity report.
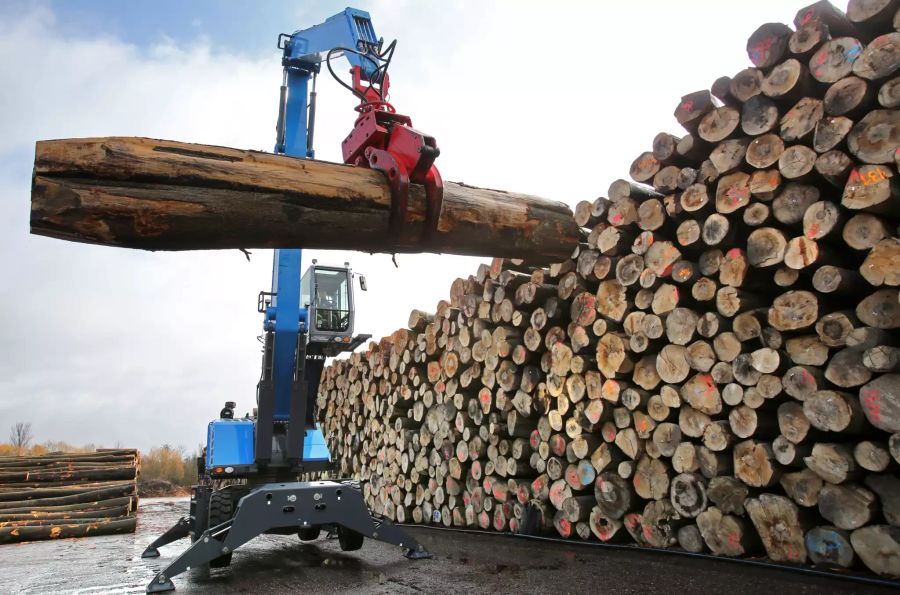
[301,261,370,356]
[302,264,352,340]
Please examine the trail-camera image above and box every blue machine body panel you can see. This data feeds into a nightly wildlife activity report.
[207,419,331,466]
[268,249,304,422]
[206,419,255,468]
[303,426,331,462]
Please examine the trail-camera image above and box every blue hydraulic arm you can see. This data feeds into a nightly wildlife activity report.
[276,7,381,158]
[257,8,382,465]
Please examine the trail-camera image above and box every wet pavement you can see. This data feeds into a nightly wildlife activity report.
[0,497,895,594]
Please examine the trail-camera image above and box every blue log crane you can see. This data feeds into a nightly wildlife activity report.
[141,9,434,592]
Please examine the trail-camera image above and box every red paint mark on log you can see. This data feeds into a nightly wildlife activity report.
[863,387,882,422]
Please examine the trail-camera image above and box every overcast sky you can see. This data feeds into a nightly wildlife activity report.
[0,0,799,452]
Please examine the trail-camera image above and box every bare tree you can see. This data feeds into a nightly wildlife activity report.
[9,422,33,455]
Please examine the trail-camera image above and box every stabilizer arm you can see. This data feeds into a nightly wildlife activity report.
[146,481,430,593]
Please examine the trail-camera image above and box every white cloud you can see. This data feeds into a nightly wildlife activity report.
[0,1,797,450]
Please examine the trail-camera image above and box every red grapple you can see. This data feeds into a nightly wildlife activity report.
[341,66,443,241]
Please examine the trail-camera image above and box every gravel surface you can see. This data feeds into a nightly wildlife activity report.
[0,497,894,594]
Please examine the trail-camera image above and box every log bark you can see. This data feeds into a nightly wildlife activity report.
[30,137,579,262]
[0,516,137,544]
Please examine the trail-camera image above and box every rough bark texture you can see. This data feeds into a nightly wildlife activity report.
[0,450,139,543]
[30,137,580,263]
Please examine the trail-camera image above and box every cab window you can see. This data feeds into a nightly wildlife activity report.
[313,268,350,332]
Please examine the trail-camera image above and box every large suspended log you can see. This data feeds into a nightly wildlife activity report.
[29,137,580,262]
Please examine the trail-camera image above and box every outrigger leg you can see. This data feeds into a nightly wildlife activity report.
[146,480,430,593]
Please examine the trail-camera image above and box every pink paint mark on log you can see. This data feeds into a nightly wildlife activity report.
[801,368,814,386]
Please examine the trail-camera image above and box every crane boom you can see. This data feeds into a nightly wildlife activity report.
[141,10,431,592]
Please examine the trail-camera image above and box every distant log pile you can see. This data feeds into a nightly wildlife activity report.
[0,449,139,544]
[318,0,900,580]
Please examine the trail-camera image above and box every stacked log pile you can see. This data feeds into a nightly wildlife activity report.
[318,0,900,579]
[0,449,139,543]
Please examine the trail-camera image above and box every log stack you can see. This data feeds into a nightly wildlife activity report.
[0,449,139,544]
[317,0,900,580]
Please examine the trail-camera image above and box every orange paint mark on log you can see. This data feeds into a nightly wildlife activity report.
[702,375,716,396]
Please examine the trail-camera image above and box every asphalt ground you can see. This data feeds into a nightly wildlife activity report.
[0,498,895,594]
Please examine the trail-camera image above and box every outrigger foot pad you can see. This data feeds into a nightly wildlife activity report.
[146,576,176,593]
[405,546,433,560]
[141,516,192,559]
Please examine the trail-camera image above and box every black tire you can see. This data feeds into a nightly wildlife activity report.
[298,526,321,542]
[337,525,364,551]
[208,491,234,568]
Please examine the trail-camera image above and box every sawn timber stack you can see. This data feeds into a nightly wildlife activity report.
[29,137,579,263]
[317,0,900,581]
